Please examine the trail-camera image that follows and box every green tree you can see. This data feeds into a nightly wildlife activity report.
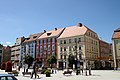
[47,55,57,69]
[24,54,34,72]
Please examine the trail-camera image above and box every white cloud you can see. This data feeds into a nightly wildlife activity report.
[6,42,11,45]
[2,42,13,46]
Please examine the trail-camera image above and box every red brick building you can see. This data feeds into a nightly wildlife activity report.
[37,28,65,67]
[2,46,11,63]
[98,40,113,69]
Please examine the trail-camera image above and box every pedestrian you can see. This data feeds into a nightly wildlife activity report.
[31,62,37,78]
[35,65,39,78]
[31,62,39,79]
[18,66,20,71]
[80,65,83,75]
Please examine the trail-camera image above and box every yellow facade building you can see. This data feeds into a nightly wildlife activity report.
[112,28,120,70]
[57,23,99,69]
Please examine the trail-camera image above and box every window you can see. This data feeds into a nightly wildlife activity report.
[69,39,71,43]
[40,46,42,52]
[33,36,37,39]
[40,52,42,56]
[69,46,71,51]
[40,40,42,45]
[48,52,50,55]
[60,47,62,52]
[64,47,66,51]
[79,46,81,50]
[1,77,6,80]
[31,48,33,53]
[52,52,55,56]
[48,38,51,44]
[60,40,62,44]
[7,77,14,80]
[47,33,52,36]
[74,38,77,43]
[52,38,55,43]
[92,47,93,51]
[44,39,46,44]
[64,40,66,44]
[78,38,81,42]
[74,46,77,51]
[44,45,47,51]
[64,55,66,59]
[48,45,50,51]
[61,55,62,59]
[52,45,55,50]
[0,50,2,53]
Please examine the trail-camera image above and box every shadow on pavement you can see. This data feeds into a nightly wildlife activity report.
[91,74,101,76]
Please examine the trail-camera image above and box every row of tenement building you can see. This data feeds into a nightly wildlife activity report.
[1,23,120,70]
[10,23,114,70]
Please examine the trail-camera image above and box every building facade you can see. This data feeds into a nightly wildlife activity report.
[112,28,120,70]
[57,23,99,69]
[0,44,3,67]
[37,28,65,67]
[21,33,43,66]
[11,37,25,68]
[2,46,11,63]
[97,40,113,69]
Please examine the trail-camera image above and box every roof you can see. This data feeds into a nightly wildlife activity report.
[112,28,120,39]
[58,25,88,39]
[38,28,64,39]
[23,33,43,43]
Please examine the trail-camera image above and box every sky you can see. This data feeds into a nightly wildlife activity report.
[0,0,120,46]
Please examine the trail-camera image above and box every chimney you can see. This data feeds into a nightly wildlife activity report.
[44,30,46,33]
[77,23,82,27]
[55,28,57,31]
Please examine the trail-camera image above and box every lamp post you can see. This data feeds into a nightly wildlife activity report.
[73,40,81,75]
[88,59,91,75]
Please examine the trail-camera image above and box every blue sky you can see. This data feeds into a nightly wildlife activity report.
[0,0,120,45]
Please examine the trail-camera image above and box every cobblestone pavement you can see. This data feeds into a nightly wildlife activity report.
[0,69,120,80]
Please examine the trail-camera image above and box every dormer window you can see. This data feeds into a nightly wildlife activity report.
[47,33,52,36]
[33,36,37,38]
[26,38,30,40]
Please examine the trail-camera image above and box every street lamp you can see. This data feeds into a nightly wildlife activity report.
[73,40,81,75]
[88,59,91,75]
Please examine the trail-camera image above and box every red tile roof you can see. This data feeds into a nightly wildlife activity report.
[38,28,64,39]
[58,25,88,38]
[23,33,43,43]
[112,28,120,39]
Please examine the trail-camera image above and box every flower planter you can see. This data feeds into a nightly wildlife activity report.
[44,69,51,77]
[46,73,50,77]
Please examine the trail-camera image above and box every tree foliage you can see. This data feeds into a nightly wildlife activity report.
[68,54,75,64]
[47,55,57,69]
[24,54,34,66]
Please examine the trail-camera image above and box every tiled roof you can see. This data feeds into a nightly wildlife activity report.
[38,28,64,39]
[58,25,88,39]
[112,28,120,39]
[23,33,43,43]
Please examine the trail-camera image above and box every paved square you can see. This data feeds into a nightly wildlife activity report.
[0,69,120,80]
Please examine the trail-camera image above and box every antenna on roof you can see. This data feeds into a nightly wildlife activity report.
[77,23,83,27]
[55,28,57,31]
[44,30,46,33]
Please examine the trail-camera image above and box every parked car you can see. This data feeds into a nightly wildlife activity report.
[0,74,18,80]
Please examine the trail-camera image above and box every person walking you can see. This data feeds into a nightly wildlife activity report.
[80,65,83,75]
[35,65,39,78]
[31,62,37,78]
